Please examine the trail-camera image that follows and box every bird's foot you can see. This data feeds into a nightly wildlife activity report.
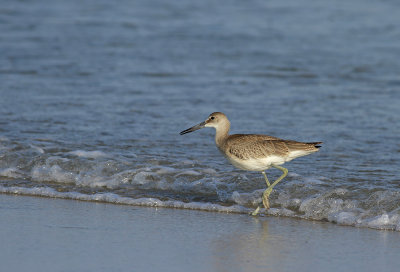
[250,206,261,216]
[250,188,273,216]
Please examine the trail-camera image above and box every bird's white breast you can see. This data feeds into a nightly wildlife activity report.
[225,155,286,171]
[223,149,315,171]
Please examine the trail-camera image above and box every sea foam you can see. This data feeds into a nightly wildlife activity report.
[69,150,107,158]
[1,184,400,231]
[0,168,25,179]
[0,185,248,213]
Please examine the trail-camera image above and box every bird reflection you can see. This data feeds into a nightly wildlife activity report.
[212,217,289,271]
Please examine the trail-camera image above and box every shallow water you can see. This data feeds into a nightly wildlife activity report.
[1,0,400,230]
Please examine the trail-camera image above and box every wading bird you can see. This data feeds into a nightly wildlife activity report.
[180,112,322,215]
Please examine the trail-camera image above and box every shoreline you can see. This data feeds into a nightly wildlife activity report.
[1,193,400,272]
[1,186,399,232]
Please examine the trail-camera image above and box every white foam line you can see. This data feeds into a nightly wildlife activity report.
[1,185,399,231]
[0,185,249,214]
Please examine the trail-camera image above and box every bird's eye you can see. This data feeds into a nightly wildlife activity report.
[210,116,215,120]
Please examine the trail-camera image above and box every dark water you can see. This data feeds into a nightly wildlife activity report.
[1,0,400,230]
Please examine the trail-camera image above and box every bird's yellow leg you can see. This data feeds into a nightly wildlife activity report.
[262,171,271,187]
[251,167,288,215]
[251,206,261,216]
[251,171,271,216]
[262,165,288,210]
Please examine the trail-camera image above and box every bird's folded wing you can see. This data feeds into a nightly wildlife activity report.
[228,140,290,160]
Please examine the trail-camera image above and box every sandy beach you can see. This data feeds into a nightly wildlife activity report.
[1,194,399,272]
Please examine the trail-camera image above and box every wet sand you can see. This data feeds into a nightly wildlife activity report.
[1,194,399,272]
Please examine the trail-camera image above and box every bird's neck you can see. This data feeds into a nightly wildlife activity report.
[215,121,230,149]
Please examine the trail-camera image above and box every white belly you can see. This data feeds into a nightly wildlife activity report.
[224,150,314,171]
[226,155,286,171]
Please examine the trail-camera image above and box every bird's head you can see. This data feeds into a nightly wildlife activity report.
[180,112,228,135]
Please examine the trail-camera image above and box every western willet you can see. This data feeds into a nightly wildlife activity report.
[180,112,322,216]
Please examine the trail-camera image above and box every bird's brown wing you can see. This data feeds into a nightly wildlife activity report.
[227,138,290,160]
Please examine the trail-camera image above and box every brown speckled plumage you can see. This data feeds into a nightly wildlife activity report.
[221,134,321,160]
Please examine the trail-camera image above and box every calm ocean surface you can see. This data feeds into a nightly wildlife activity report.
[1,0,399,230]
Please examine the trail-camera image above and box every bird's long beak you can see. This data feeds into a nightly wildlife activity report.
[180,121,206,135]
